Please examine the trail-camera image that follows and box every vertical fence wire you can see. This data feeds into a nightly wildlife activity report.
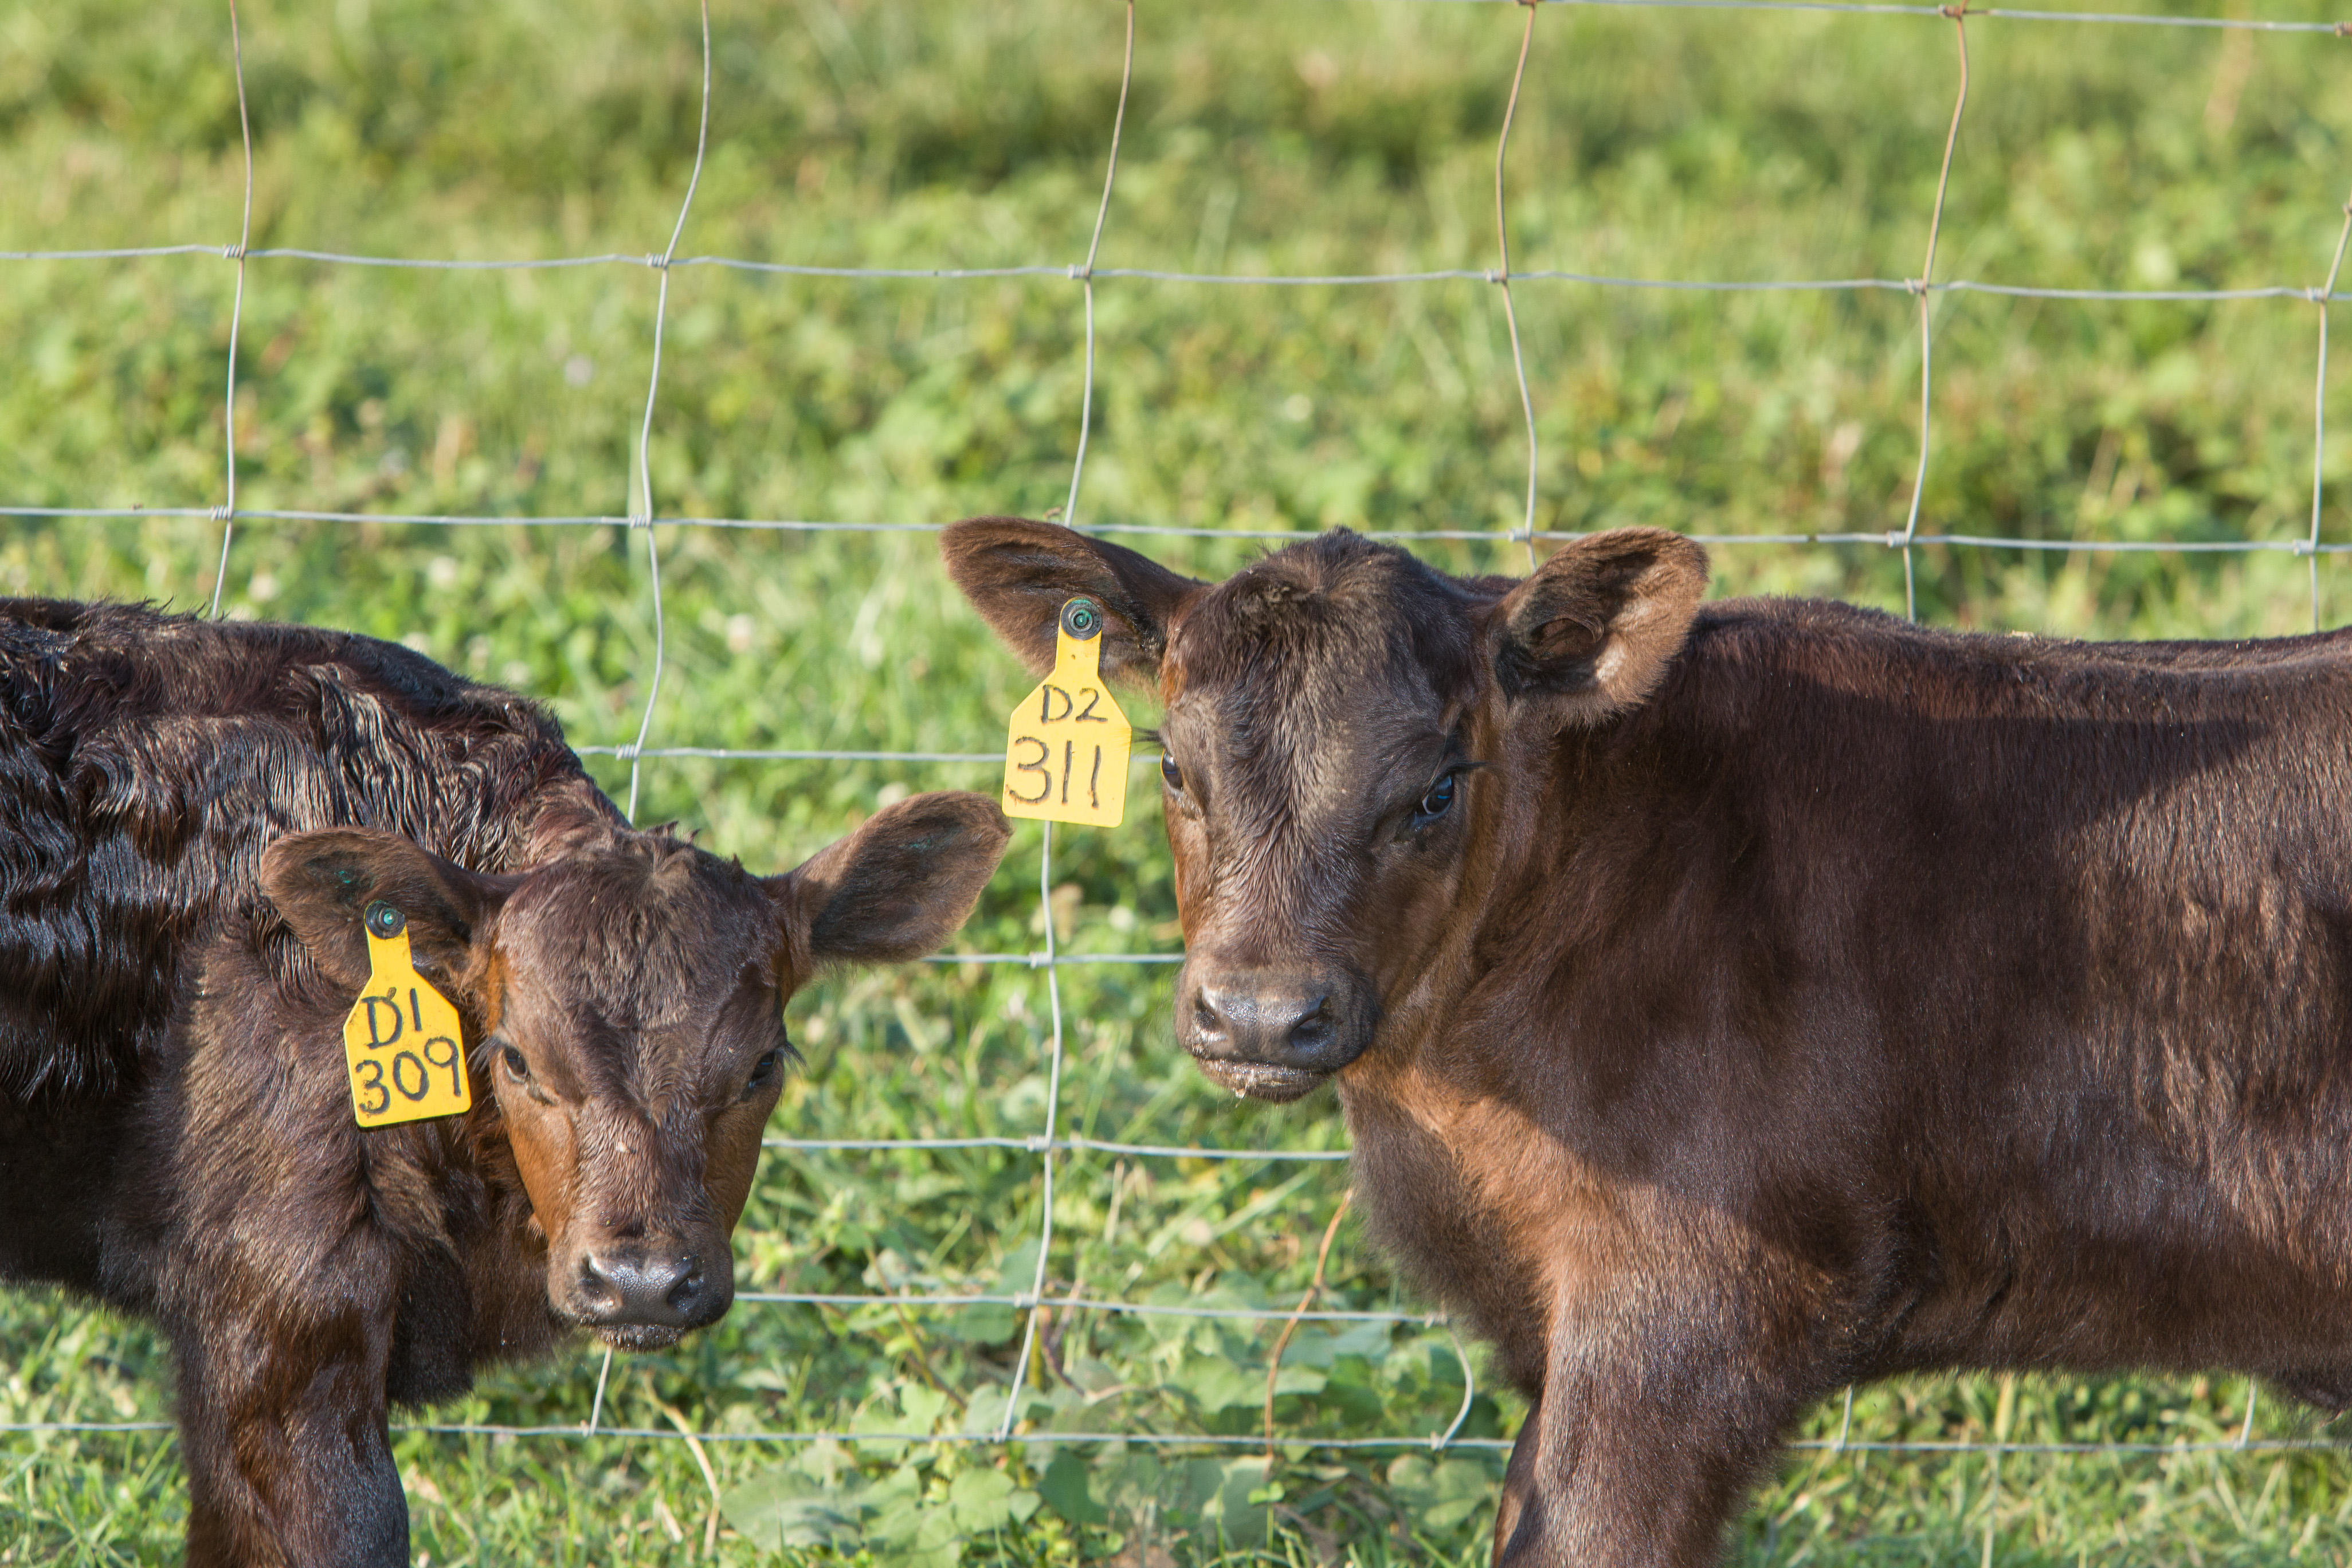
[621,0,715,825]
[2312,189,2352,630]
[579,0,718,1430]
[1899,5,1970,621]
[1060,0,1135,532]
[999,0,1139,1446]
[1493,0,1545,571]
[998,821,1067,1440]
[205,0,256,618]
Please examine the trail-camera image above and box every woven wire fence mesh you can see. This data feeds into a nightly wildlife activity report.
[5,0,2352,1558]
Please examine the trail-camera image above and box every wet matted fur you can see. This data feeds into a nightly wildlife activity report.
[0,599,1009,1567]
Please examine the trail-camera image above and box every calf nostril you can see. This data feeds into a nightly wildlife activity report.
[1287,996,1334,1050]
[1192,990,1229,1041]
[577,1256,622,1311]
[666,1260,705,1314]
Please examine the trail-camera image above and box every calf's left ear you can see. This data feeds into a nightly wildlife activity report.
[773,791,1013,967]
[1493,527,1708,720]
[260,829,516,991]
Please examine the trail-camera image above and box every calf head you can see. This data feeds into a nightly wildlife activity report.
[944,517,1705,1101]
[260,792,1009,1347]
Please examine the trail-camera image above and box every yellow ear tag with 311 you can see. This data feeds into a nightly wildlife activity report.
[1002,597,1132,828]
[342,901,473,1128]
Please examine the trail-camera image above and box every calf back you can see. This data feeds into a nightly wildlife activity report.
[1389,597,2352,1389]
[0,598,594,1102]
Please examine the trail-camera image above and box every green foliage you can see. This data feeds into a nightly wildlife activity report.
[6,0,2352,1563]
[721,1433,1044,1563]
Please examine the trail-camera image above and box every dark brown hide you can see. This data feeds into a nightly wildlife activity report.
[944,518,2352,1568]
[0,599,1009,1567]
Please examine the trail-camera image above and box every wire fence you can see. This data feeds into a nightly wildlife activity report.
[5,0,2352,1557]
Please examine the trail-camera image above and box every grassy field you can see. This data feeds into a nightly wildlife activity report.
[5,0,2352,1562]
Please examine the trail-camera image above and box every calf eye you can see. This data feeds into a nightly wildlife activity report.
[501,1044,530,1080]
[1411,771,1459,830]
[1159,754,1184,791]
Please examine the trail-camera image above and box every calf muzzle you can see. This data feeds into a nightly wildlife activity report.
[1179,964,1373,1101]
[569,1242,729,1347]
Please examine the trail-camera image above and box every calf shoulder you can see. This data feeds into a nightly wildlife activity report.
[104,925,558,1402]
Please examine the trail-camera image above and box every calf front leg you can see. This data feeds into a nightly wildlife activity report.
[1493,1387,1543,1567]
[171,1280,407,1566]
[1494,1279,1821,1567]
[132,952,424,1566]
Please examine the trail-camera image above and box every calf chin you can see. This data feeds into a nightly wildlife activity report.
[597,1322,691,1353]
[1193,1058,1333,1103]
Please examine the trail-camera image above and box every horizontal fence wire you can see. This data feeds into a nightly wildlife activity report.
[7,247,2352,299]
[24,1417,2352,1460]
[23,1419,2352,1458]
[758,1135,1346,1159]
[10,254,2352,305]
[15,505,2352,552]
[6,1,2352,1559]
[25,1415,2352,1459]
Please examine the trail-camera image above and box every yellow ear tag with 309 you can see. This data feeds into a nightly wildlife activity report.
[342,901,473,1128]
[1002,597,1131,828]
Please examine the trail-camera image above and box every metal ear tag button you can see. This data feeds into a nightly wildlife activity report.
[1001,597,1132,828]
[342,902,473,1127]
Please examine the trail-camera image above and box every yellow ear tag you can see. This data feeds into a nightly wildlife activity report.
[1001,597,1132,828]
[342,902,473,1128]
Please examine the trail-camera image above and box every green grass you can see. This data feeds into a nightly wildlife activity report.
[5,0,2352,1562]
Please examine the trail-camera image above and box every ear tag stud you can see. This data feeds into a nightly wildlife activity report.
[342,901,473,1128]
[1001,597,1132,828]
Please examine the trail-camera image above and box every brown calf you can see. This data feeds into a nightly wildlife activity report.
[947,516,2352,1566]
[0,599,1009,1566]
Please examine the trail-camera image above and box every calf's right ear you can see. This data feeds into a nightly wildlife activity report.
[260,829,515,992]
[940,516,1202,687]
[1494,527,1709,722]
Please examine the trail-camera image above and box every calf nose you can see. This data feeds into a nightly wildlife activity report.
[1192,983,1340,1067]
[577,1249,704,1327]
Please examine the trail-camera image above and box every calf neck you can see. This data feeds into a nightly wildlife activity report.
[946,517,2352,1567]
[0,599,1008,1566]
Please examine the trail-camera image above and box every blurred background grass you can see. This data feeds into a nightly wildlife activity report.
[4,0,2352,1563]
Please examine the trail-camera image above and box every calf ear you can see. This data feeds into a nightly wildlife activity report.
[1494,528,1709,720]
[940,516,1202,687]
[774,792,1012,967]
[260,829,513,991]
